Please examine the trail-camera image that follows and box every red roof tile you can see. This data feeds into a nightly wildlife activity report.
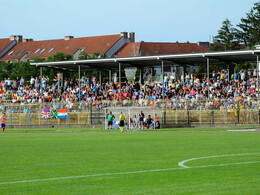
[0,38,13,53]
[115,42,142,57]
[115,42,210,57]
[0,34,122,61]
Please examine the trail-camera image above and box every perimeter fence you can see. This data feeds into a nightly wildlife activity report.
[0,97,260,128]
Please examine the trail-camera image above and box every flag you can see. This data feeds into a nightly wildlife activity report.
[57,109,68,119]
[42,106,51,119]
[51,110,58,119]
[43,106,50,113]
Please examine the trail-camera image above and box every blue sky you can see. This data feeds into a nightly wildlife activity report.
[0,0,258,43]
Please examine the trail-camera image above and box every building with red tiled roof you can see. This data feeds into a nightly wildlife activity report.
[0,32,132,62]
[0,32,211,62]
[0,37,17,58]
[115,41,210,57]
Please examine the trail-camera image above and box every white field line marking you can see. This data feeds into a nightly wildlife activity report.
[226,129,257,132]
[178,153,260,168]
[0,160,259,185]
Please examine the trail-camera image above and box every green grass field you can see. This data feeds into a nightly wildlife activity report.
[0,129,259,194]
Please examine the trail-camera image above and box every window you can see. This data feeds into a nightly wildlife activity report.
[14,50,19,55]
[8,51,14,55]
[40,48,46,53]
[48,48,54,53]
[35,49,40,54]
[19,50,25,55]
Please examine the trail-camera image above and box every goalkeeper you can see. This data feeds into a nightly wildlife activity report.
[107,111,115,129]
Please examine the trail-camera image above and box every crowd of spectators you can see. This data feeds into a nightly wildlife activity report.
[0,67,260,111]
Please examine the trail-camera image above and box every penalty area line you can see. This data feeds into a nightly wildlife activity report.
[0,161,259,185]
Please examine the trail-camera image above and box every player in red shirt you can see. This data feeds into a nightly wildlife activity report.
[0,113,6,132]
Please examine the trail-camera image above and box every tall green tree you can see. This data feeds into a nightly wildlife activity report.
[236,2,260,48]
[0,61,14,80]
[78,53,90,60]
[211,19,239,51]
[47,52,73,62]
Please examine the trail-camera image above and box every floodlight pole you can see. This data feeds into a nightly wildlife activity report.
[257,55,259,99]
[207,58,210,99]
[78,65,81,103]
[119,62,121,102]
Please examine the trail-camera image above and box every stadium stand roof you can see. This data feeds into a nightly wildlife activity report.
[31,49,260,72]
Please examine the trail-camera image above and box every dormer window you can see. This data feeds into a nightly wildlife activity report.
[40,48,46,53]
[8,51,14,55]
[14,50,19,55]
[48,48,54,53]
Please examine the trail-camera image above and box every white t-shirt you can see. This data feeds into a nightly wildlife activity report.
[30,77,35,85]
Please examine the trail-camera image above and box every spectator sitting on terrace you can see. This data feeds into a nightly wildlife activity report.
[0,66,259,112]
[144,115,153,129]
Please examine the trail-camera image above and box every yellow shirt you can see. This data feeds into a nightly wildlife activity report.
[119,114,125,121]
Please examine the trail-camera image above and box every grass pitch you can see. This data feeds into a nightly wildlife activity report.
[0,130,259,194]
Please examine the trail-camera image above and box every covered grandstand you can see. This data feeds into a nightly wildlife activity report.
[31,49,260,101]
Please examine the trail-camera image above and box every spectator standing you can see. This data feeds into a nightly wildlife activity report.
[0,112,6,132]
[139,111,145,129]
[131,114,138,129]
[42,76,47,89]
[30,76,35,88]
[35,77,40,88]
[233,70,239,81]
[240,70,245,81]
[247,67,252,79]
[92,75,97,86]
[170,70,176,82]
[164,74,169,87]
[20,77,24,87]
[185,73,190,84]
[107,111,115,129]
[6,78,12,88]
[13,79,18,90]
[192,69,197,80]
[154,113,160,129]
[220,71,225,80]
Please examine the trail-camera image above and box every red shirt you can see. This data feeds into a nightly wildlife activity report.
[0,115,6,124]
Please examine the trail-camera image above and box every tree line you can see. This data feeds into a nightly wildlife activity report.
[0,51,106,84]
[211,2,260,51]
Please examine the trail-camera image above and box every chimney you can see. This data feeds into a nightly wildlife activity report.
[129,32,135,42]
[10,35,16,41]
[22,38,33,42]
[65,36,74,40]
[10,35,23,43]
[120,32,128,39]
[197,42,210,47]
